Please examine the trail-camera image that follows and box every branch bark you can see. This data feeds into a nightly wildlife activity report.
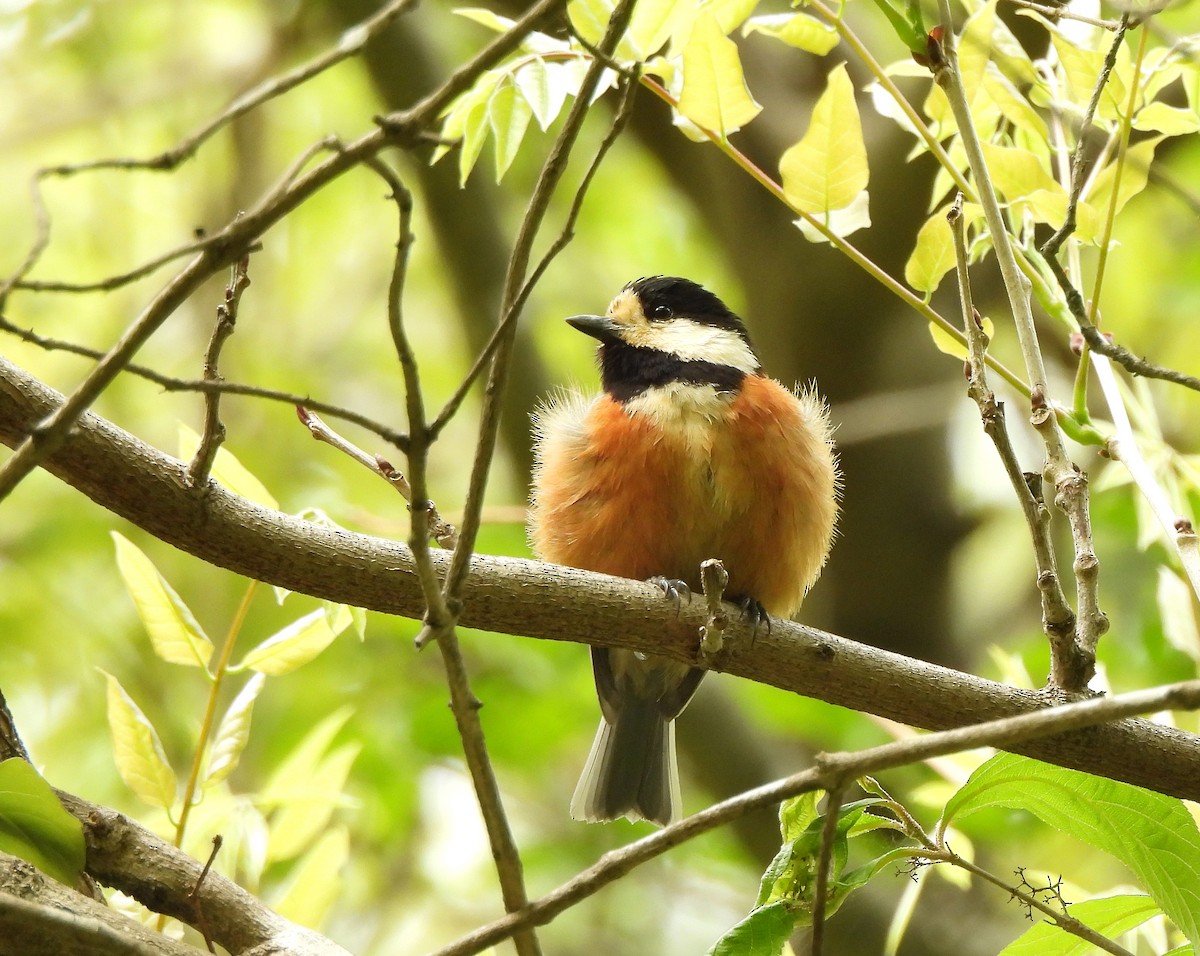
[2,355,1199,801]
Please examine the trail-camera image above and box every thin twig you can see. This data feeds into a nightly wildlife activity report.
[429,679,1200,956]
[41,0,419,178]
[923,849,1135,956]
[810,781,846,956]
[0,314,409,449]
[189,835,223,954]
[362,151,542,953]
[1000,0,1123,29]
[1038,18,1200,393]
[933,3,1107,691]
[187,255,251,487]
[949,195,1080,685]
[0,0,564,504]
[296,407,456,547]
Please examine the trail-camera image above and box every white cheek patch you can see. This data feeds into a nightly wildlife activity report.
[627,319,760,373]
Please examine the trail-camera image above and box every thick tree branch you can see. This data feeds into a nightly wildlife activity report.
[2,356,1199,801]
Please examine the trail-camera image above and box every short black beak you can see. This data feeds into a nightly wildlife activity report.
[566,314,623,344]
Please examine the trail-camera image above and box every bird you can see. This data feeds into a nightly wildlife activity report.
[528,276,838,826]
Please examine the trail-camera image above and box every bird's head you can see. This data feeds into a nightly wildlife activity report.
[567,277,760,402]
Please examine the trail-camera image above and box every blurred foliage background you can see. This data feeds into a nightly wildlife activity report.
[2,0,1200,953]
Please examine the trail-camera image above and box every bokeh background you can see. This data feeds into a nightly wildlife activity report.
[3,1,1199,953]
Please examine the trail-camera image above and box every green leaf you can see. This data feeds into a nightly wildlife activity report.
[112,532,213,669]
[928,316,994,358]
[265,743,360,863]
[205,673,266,789]
[942,754,1200,944]
[866,0,924,54]
[780,63,869,235]
[706,898,796,956]
[1132,101,1200,136]
[489,77,533,181]
[906,208,955,294]
[1081,137,1162,243]
[178,424,278,511]
[677,11,762,136]
[742,13,839,56]
[272,825,350,930]
[235,607,347,676]
[0,759,85,887]
[998,894,1161,956]
[101,671,177,812]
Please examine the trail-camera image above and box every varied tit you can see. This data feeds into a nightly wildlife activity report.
[529,276,839,826]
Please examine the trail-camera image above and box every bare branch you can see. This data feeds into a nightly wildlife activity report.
[4,356,1200,803]
[0,0,566,504]
[810,782,847,956]
[948,195,1083,686]
[187,255,251,487]
[430,680,1200,956]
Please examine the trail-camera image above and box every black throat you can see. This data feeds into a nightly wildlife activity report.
[598,342,748,403]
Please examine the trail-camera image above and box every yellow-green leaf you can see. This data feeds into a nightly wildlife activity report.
[1133,101,1200,136]
[205,673,266,789]
[272,826,350,930]
[793,188,870,243]
[235,608,346,676]
[1081,136,1162,241]
[928,316,996,358]
[677,11,761,136]
[0,759,85,887]
[266,744,359,863]
[906,211,955,294]
[178,425,277,511]
[489,77,533,181]
[743,12,838,56]
[980,142,1060,201]
[102,671,177,812]
[112,532,213,669]
[779,62,868,216]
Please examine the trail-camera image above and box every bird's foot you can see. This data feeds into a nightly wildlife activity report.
[648,576,692,616]
[736,597,772,639]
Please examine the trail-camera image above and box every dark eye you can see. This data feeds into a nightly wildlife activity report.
[650,304,672,320]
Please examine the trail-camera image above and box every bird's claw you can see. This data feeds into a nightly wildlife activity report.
[737,597,771,637]
[649,576,692,615]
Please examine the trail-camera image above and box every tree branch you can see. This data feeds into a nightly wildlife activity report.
[2,355,1199,802]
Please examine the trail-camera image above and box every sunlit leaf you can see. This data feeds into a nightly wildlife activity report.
[742,12,838,56]
[0,759,85,887]
[205,673,266,789]
[793,189,871,243]
[235,607,347,676]
[514,58,554,131]
[1157,567,1200,664]
[272,825,350,930]
[942,754,1200,943]
[906,208,955,294]
[780,63,869,236]
[1081,137,1162,243]
[677,11,762,136]
[998,894,1161,955]
[927,316,994,358]
[112,532,213,669]
[266,743,360,863]
[101,671,177,812]
[1133,101,1200,136]
[178,424,278,511]
[489,77,533,181]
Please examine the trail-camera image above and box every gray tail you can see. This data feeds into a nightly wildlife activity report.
[570,695,680,826]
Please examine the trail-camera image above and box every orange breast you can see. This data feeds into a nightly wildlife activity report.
[529,377,837,616]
